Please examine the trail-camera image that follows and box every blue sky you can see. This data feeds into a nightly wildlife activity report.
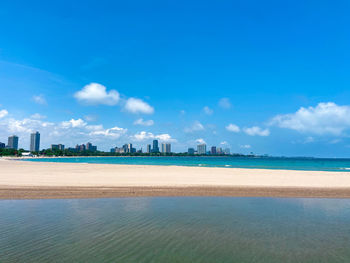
[0,0,350,157]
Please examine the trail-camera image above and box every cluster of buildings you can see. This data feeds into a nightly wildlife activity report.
[110,143,137,154]
[110,140,172,154]
[1,132,230,155]
[188,144,230,155]
[0,132,41,152]
[146,140,171,154]
[0,132,98,153]
[70,142,97,152]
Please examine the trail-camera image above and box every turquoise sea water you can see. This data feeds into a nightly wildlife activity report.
[25,156,350,172]
[1,197,350,262]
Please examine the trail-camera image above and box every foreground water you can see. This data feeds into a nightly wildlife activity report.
[1,197,350,262]
[25,156,350,172]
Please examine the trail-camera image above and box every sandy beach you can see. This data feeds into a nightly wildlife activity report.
[1,158,350,199]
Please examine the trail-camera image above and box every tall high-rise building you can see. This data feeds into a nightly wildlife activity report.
[161,143,171,153]
[30,131,40,152]
[76,144,86,151]
[223,148,230,155]
[152,140,159,153]
[86,142,92,150]
[210,146,217,155]
[197,144,206,155]
[122,144,128,153]
[58,144,65,151]
[8,135,19,150]
[86,142,97,152]
[127,143,133,153]
[51,144,59,150]
[188,148,195,155]
[0,142,5,149]
[146,144,151,153]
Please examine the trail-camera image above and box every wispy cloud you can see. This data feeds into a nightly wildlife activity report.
[244,126,270,136]
[226,123,240,133]
[203,106,213,115]
[0,109,8,119]
[133,118,154,126]
[218,98,231,109]
[32,94,47,105]
[184,121,205,133]
[124,98,154,114]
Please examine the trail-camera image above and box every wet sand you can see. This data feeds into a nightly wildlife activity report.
[1,159,350,199]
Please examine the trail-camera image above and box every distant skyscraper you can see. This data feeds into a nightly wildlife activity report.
[210,146,217,155]
[30,131,40,152]
[197,144,206,155]
[161,143,171,153]
[165,143,171,153]
[188,148,195,155]
[51,144,59,150]
[76,144,86,151]
[85,142,97,152]
[0,142,5,149]
[127,143,133,153]
[122,144,128,153]
[152,140,159,153]
[147,144,151,153]
[224,148,230,155]
[51,144,65,151]
[58,144,65,151]
[8,135,19,150]
[86,142,92,150]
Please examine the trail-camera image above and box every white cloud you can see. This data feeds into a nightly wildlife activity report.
[61,118,87,128]
[124,98,154,114]
[90,126,127,138]
[32,94,47,105]
[85,124,104,131]
[203,106,213,115]
[0,109,8,119]
[132,131,176,142]
[74,83,120,106]
[3,118,54,134]
[156,134,176,142]
[218,98,231,109]
[270,102,350,136]
[196,138,206,144]
[184,121,205,133]
[240,144,251,149]
[304,136,315,143]
[226,123,240,133]
[84,115,98,122]
[30,113,46,119]
[220,141,229,145]
[244,126,270,136]
[133,118,154,126]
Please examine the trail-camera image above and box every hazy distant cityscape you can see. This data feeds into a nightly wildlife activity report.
[0,131,233,156]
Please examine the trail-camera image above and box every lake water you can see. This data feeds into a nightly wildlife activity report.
[25,156,350,172]
[1,197,350,262]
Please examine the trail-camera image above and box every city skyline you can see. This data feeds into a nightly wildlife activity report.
[1,1,349,157]
[0,132,234,155]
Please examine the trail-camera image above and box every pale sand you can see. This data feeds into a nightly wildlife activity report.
[1,159,350,199]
